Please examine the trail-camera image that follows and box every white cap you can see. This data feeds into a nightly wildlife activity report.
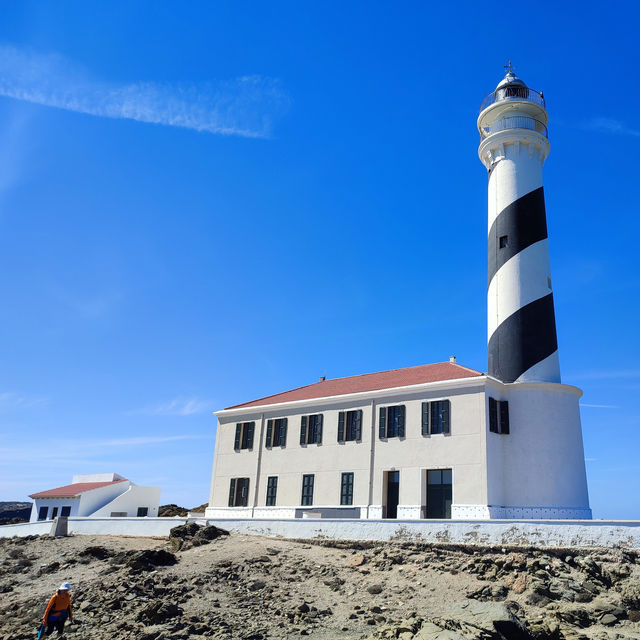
[59,582,71,591]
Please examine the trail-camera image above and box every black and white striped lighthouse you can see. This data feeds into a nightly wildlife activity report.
[478,65,561,384]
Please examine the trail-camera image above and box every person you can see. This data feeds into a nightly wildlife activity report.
[42,582,73,636]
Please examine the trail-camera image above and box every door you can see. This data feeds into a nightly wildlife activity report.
[385,471,399,519]
[426,469,452,519]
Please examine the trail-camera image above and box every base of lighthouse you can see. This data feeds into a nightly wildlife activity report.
[477,380,591,520]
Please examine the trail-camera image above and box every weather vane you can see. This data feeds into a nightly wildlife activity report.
[504,60,515,74]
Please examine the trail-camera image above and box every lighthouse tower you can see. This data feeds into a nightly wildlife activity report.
[477,66,591,519]
[478,65,560,384]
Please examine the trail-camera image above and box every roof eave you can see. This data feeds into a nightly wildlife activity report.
[215,374,487,419]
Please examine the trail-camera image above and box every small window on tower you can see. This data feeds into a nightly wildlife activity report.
[499,235,508,249]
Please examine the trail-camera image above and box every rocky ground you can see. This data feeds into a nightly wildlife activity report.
[1,524,640,640]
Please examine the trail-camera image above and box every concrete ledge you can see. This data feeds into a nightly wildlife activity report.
[0,520,56,538]
[3,517,640,547]
[67,517,189,536]
[194,518,640,548]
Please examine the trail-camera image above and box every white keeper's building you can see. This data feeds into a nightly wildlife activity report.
[205,67,592,521]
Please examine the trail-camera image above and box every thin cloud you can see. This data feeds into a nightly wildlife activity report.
[0,391,48,411]
[580,403,619,409]
[0,44,289,138]
[582,117,640,138]
[129,396,212,416]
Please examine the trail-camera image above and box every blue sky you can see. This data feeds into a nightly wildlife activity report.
[0,2,638,518]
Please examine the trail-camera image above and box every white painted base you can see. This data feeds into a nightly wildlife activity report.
[452,504,592,519]
[366,506,383,519]
[397,505,422,519]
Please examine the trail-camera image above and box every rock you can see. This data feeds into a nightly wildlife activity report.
[367,584,383,595]
[137,602,183,624]
[124,549,177,572]
[297,603,310,613]
[413,622,466,640]
[248,580,266,591]
[349,554,366,567]
[599,613,618,626]
[432,600,535,640]
[511,573,527,594]
[628,609,640,622]
[80,546,113,561]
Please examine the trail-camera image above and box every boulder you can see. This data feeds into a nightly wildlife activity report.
[432,600,535,640]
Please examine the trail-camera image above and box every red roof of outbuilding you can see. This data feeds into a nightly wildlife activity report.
[225,362,483,410]
[29,479,127,499]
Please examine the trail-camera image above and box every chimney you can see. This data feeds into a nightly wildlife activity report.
[449,356,456,364]
[319,376,326,382]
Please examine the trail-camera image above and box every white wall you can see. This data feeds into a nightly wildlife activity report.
[210,379,489,518]
[76,481,132,515]
[0,520,56,538]
[30,498,80,522]
[90,485,161,517]
[487,381,590,516]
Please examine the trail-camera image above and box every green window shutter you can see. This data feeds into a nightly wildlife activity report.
[234,424,241,450]
[228,478,237,507]
[489,398,498,433]
[379,407,386,439]
[421,402,430,436]
[300,415,308,445]
[266,419,273,447]
[338,411,345,442]
[398,405,406,438]
[247,422,255,448]
[280,418,288,447]
[499,400,510,434]
[442,400,451,434]
[355,410,362,440]
[317,414,323,444]
[240,478,249,507]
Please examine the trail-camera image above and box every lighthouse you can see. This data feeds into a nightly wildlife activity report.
[475,66,591,519]
[478,64,560,384]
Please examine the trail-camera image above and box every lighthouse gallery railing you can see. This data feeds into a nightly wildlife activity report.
[480,116,548,140]
[479,86,545,113]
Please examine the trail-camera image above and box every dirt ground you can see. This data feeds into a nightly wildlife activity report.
[1,529,640,640]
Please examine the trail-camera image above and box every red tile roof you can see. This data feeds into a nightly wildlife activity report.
[226,362,483,410]
[29,479,127,499]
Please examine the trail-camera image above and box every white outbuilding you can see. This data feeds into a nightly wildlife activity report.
[28,473,161,521]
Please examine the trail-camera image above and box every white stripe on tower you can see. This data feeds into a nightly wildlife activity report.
[478,68,561,384]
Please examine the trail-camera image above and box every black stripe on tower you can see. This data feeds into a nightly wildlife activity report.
[488,187,548,284]
[488,186,558,382]
[488,293,558,383]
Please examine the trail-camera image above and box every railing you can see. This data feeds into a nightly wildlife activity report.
[480,115,548,140]
[479,86,545,113]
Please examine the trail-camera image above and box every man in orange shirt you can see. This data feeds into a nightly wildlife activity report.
[42,582,73,636]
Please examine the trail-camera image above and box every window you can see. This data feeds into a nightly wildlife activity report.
[266,476,278,506]
[338,410,362,442]
[300,414,323,445]
[379,405,406,439]
[38,506,48,521]
[234,422,255,450]
[340,472,354,506]
[228,477,250,507]
[426,469,452,519]
[51,507,59,519]
[301,474,314,506]
[137,507,149,517]
[499,235,508,249]
[489,398,510,434]
[266,418,288,447]
[110,512,127,517]
[422,400,451,435]
[60,506,71,517]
